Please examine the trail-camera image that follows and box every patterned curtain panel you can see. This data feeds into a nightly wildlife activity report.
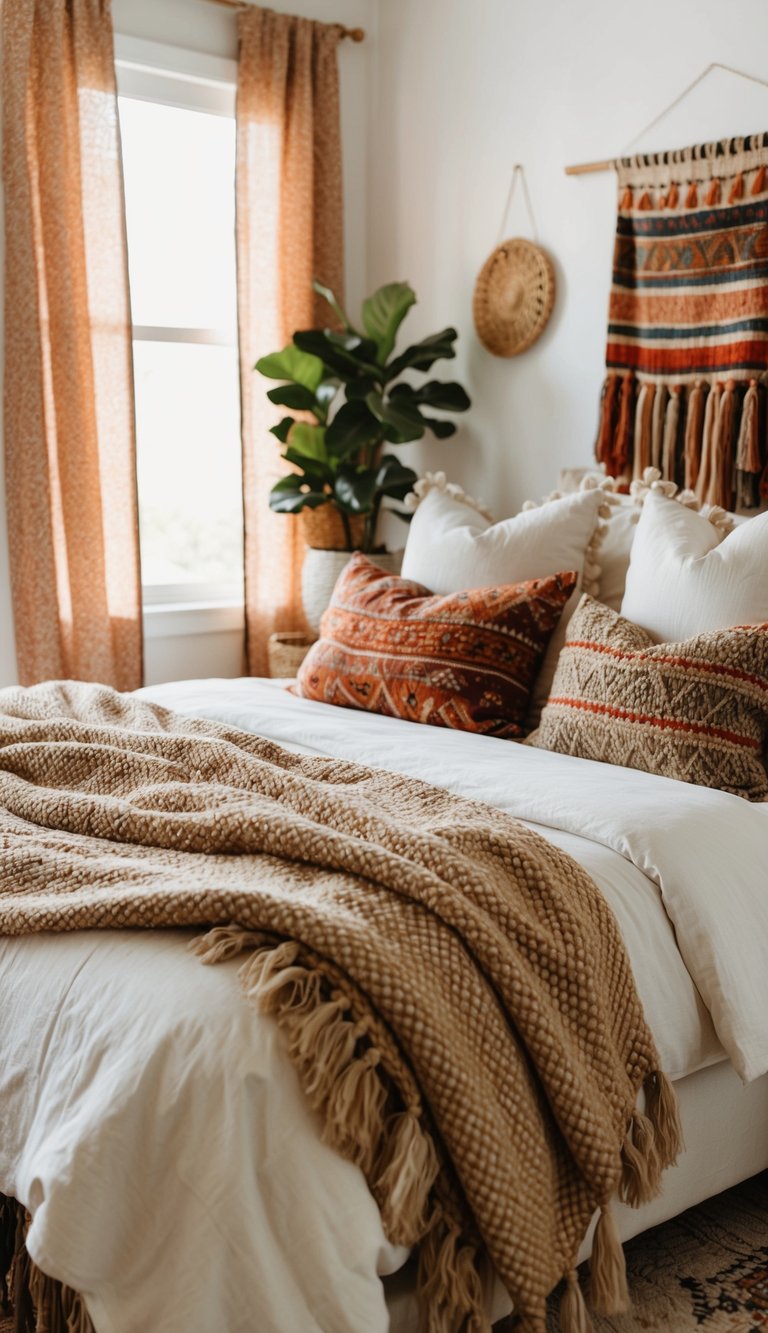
[236,6,345,676]
[2,0,142,689]
[596,133,768,511]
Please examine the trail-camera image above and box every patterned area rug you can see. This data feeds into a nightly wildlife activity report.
[523,1173,768,1332]
[2,1173,767,1332]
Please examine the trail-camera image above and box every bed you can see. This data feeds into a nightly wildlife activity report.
[1,673,767,1333]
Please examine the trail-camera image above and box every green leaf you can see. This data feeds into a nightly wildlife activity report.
[267,383,317,410]
[345,377,379,402]
[386,328,458,380]
[286,422,329,464]
[281,448,333,485]
[255,344,325,392]
[293,329,380,381]
[375,455,418,500]
[325,329,379,357]
[325,400,382,459]
[333,465,378,514]
[269,416,294,444]
[421,417,457,439]
[313,279,354,332]
[269,476,328,513]
[387,507,414,524]
[390,380,470,412]
[366,391,425,443]
[362,282,416,364]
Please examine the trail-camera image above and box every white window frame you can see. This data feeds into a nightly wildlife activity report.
[114,36,243,635]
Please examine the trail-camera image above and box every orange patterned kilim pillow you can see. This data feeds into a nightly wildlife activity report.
[529,595,768,800]
[293,554,577,737]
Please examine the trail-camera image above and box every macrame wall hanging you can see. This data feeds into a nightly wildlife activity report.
[473,165,555,357]
[594,130,768,509]
[566,65,768,510]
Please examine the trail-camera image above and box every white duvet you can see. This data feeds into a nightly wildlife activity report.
[1,677,766,1333]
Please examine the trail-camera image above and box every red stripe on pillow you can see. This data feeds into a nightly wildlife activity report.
[547,695,761,749]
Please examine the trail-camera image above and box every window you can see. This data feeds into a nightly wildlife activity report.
[115,38,242,608]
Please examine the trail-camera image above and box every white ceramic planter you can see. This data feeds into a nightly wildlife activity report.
[301,549,404,634]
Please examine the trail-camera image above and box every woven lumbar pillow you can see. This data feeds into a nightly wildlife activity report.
[621,489,768,642]
[401,473,609,719]
[528,595,768,800]
[293,553,577,738]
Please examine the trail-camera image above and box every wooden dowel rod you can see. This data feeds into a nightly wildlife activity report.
[565,159,616,176]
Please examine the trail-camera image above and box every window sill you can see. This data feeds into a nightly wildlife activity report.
[143,600,245,639]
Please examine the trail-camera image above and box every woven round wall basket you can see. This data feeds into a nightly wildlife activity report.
[473,238,555,357]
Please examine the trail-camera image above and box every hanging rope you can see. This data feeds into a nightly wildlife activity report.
[495,164,539,245]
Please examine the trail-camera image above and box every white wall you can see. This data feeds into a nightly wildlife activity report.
[368,0,768,519]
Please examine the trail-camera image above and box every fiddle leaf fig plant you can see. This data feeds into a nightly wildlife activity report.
[255,280,471,552]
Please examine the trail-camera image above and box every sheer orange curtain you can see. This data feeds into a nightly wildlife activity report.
[236,6,344,676]
[2,0,142,689]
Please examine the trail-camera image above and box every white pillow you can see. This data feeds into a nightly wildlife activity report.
[401,477,607,718]
[621,490,768,641]
[594,497,640,611]
[566,467,738,612]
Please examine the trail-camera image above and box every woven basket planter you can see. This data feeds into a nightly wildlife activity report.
[300,504,366,552]
[301,548,404,634]
[267,632,316,678]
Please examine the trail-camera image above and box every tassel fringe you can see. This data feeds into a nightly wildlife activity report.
[417,1209,491,1333]
[619,1069,682,1207]
[643,1070,684,1167]
[590,1205,629,1316]
[190,934,686,1333]
[619,1110,660,1207]
[560,1270,595,1333]
[684,381,705,490]
[221,935,442,1254]
[736,379,761,474]
[375,1109,440,1243]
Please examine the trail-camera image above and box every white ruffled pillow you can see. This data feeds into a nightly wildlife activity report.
[571,468,734,611]
[621,490,768,642]
[401,475,608,719]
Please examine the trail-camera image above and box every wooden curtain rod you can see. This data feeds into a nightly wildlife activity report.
[202,0,365,40]
[565,63,768,176]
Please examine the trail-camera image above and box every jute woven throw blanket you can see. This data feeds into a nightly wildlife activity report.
[0,682,681,1333]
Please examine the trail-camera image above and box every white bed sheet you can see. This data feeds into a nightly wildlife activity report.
[1,677,765,1333]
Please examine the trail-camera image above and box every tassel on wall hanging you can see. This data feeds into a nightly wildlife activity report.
[594,131,768,509]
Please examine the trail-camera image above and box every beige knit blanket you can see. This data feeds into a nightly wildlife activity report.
[0,682,681,1333]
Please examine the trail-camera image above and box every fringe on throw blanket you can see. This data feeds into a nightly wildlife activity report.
[0,984,682,1333]
[192,929,683,1333]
